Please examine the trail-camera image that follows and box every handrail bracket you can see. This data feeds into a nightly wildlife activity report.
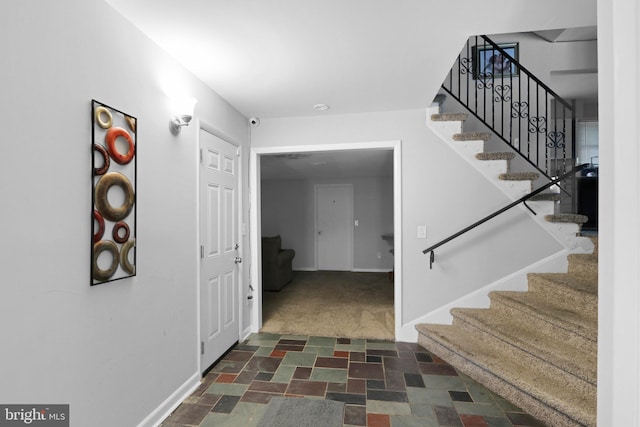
[523,200,536,215]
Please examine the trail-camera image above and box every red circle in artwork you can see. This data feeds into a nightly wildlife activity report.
[106,127,135,165]
[112,221,130,244]
[93,210,105,243]
[93,144,110,176]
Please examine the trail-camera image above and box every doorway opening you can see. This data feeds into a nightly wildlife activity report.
[250,141,402,340]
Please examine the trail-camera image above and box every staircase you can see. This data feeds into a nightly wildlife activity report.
[418,106,597,426]
[427,107,590,251]
[416,239,597,427]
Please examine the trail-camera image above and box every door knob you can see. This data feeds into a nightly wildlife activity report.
[234,257,242,264]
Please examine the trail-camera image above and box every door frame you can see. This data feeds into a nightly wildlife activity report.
[249,140,403,338]
[196,120,244,374]
[315,183,354,271]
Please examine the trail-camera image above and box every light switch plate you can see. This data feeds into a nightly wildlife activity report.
[417,225,427,239]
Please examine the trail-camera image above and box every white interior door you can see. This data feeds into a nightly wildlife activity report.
[316,184,353,271]
[200,129,240,372]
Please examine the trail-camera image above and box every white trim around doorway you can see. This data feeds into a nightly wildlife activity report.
[249,140,403,340]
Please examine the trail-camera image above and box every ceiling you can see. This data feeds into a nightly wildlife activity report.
[533,27,597,43]
[261,149,393,180]
[105,0,596,120]
[104,1,596,179]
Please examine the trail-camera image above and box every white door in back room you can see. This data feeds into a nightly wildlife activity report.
[316,184,353,271]
[199,128,240,373]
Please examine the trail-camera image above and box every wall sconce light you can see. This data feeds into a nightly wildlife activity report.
[169,96,198,135]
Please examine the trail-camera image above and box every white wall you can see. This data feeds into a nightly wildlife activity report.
[597,0,640,425]
[251,110,563,329]
[0,1,249,426]
[261,177,394,271]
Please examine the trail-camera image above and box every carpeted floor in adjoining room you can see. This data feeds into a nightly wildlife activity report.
[260,271,395,341]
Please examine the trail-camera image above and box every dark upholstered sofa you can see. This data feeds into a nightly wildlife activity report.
[261,235,295,291]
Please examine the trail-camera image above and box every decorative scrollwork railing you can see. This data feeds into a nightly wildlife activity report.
[442,35,576,186]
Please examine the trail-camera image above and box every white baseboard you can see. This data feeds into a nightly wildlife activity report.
[241,325,253,342]
[396,249,571,343]
[293,267,316,272]
[137,371,201,427]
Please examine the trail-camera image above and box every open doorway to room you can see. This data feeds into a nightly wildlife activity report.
[250,142,402,341]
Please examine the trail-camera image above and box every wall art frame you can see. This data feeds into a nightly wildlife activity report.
[472,42,519,80]
[91,99,137,285]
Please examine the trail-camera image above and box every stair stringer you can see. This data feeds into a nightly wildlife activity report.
[397,248,571,342]
[425,104,593,255]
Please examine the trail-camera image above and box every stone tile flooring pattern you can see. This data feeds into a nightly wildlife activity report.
[161,333,546,427]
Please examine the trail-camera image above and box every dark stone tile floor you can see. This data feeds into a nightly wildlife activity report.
[160,333,546,427]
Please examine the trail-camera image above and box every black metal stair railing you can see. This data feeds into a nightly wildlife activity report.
[423,164,588,269]
[442,35,576,185]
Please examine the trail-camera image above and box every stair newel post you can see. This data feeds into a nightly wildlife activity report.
[465,38,470,107]
[527,75,531,160]
[570,104,577,213]
[474,36,479,116]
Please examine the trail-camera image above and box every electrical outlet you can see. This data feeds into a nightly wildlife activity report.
[377,251,381,259]
[354,220,359,227]
[417,225,427,239]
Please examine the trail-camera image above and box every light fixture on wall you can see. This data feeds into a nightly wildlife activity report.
[169,96,198,135]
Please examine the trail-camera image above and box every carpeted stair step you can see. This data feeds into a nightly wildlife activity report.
[527,273,597,316]
[416,324,596,427]
[568,254,598,281]
[475,152,515,161]
[489,291,597,345]
[529,192,562,202]
[545,213,588,224]
[452,132,491,141]
[498,172,539,181]
[431,112,467,122]
[450,307,597,386]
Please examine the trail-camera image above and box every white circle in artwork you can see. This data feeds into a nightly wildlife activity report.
[107,185,126,207]
[115,137,130,157]
[97,247,115,270]
[94,150,105,169]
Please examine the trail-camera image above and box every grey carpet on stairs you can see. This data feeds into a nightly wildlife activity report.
[256,397,345,427]
[498,171,539,181]
[416,237,598,427]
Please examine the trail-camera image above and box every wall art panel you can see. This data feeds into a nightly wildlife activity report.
[91,100,137,285]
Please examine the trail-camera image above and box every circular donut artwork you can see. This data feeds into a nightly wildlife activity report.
[95,106,113,129]
[93,240,119,281]
[93,144,110,176]
[125,116,136,133]
[95,172,134,222]
[120,239,136,275]
[106,127,135,165]
[112,221,130,244]
[92,101,137,285]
